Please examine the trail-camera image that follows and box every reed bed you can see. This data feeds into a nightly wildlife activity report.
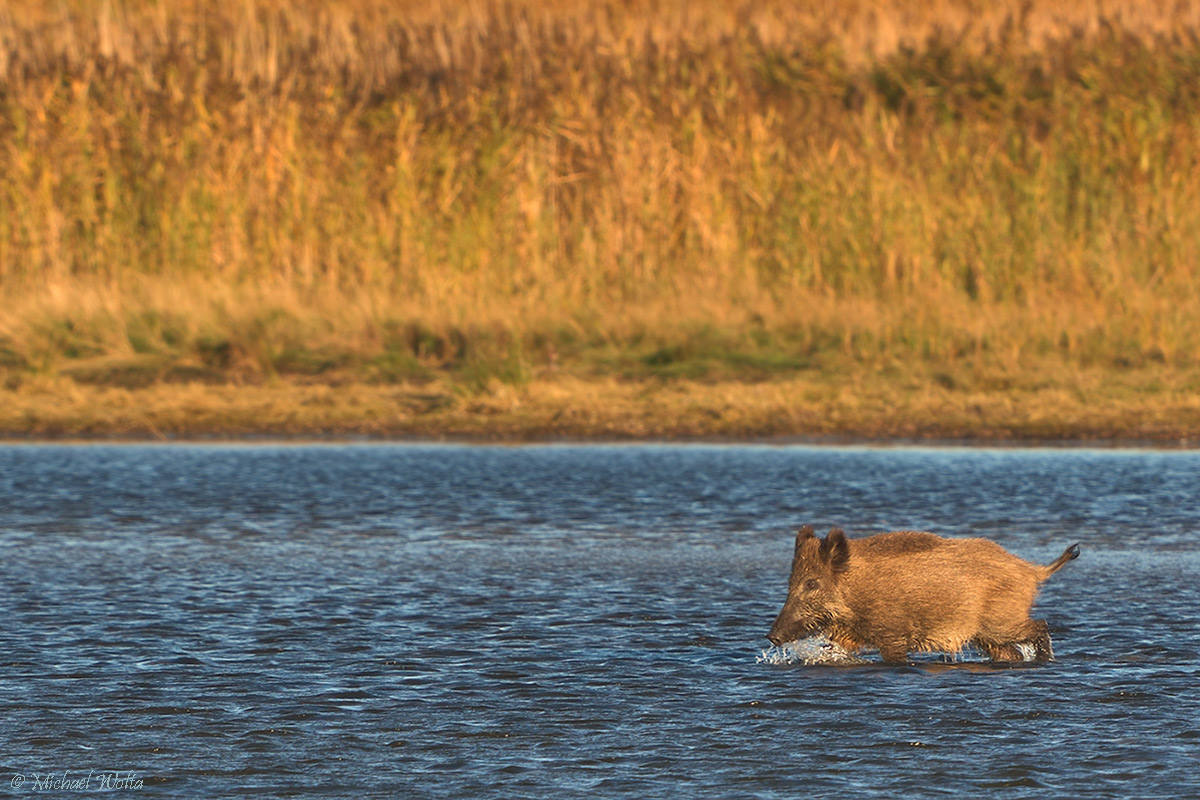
[3,0,1200,418]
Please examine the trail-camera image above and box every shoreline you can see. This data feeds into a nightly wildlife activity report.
[3,375,1198,449]
[1,434,1195,451]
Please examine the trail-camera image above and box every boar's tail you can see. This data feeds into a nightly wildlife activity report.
[1041,542,1081,579]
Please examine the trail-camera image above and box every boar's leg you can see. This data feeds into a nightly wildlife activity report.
[979,620,1055,663]
[877,640,910,664]
[1011,619,1055,662]
[1027,620,1054,662]
[978,640,1025,662]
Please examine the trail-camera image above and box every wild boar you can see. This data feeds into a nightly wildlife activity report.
[766,525,1080,663]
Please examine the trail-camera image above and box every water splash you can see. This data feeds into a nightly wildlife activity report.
[757,636,868,666]
[1015,642,1037,662]
[758,638,1044,667]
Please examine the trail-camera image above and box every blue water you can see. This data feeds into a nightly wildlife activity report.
[0,443,1198,798]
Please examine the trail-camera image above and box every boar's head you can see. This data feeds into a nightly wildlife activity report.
[766,525,851,646]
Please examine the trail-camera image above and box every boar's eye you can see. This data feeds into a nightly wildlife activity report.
[803,578,820,592]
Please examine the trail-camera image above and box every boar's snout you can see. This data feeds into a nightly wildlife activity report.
[767,613,805,646]
[767,599,810,646]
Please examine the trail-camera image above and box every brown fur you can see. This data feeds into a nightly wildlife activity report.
[766,526,1080,663]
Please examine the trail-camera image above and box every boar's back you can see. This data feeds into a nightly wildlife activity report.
[855,531,944,556]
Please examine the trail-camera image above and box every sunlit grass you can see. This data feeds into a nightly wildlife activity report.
[2,0,1200,437]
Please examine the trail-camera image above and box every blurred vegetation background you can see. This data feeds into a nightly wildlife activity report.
[2,0,1200,429]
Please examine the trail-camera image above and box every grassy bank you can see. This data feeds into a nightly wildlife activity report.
[3,1,1200,440]
[6,364,1200,444]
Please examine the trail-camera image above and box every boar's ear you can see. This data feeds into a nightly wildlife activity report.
[821,527,851,573]
[794,524,816,550]
[789,525,816,579]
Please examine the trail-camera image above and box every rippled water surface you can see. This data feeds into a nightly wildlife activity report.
[1,443,1198,798]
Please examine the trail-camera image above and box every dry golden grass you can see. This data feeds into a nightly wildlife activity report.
[6,366,1200,443]
[3,0,1200,439]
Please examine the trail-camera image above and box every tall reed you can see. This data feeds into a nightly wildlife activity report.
[2,0,1200,385]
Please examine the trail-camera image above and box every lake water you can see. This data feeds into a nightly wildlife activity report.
[0,443,1197,798]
